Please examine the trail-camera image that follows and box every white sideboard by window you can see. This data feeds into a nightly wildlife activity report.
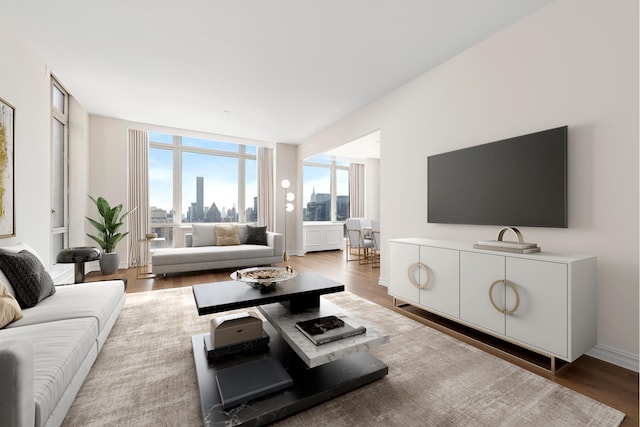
[388,238,597,372]
[303,222,344,253]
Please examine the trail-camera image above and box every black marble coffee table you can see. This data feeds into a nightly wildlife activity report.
[191,272,389,426]
[192,271,345,315]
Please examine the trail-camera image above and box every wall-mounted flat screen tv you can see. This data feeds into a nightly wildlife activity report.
[427,126,567,228]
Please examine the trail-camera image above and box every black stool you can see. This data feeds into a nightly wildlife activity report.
[56,247,102,283]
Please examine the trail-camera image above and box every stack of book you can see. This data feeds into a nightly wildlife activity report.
[295,315,366,345]
[473,239,540,254]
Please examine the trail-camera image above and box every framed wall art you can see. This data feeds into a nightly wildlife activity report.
[0,97,15,238]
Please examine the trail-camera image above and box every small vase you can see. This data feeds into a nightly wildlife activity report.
[100,252,119,275]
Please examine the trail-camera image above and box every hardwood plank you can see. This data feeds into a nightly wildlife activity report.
[87,249,638,426]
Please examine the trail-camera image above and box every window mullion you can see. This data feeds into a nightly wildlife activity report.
[331,162,337,222]
[174,135,182,225]
[238,157,246,223]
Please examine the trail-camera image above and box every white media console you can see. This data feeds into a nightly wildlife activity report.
[388,238,597,373]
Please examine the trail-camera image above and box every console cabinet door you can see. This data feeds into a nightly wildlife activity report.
[324,227,343,250]
[460,251,506,335]
[419,246,459,318]
[389,242,420,304]
[505,258,568,357]
[304,223,344,252]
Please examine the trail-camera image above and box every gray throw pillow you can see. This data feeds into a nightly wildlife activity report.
[0,250,56,308]
[246,225,268,246]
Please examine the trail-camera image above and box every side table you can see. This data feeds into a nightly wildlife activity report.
[56,247,102,283]
[138,237,165,278]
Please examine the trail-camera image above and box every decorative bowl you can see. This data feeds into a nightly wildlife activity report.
[145,232,158,240]
[231,266,297,289]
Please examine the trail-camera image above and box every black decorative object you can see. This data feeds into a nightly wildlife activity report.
[56,246,102,283]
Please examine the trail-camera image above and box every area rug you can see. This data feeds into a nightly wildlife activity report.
[62,287,625,427]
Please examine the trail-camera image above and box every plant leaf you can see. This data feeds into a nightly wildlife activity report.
[87,234,106,248]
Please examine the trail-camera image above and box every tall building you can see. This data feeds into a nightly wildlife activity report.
[150,206,168,223]
[304,189,331,221]
[205,203,222,222]
[336,195,349,221]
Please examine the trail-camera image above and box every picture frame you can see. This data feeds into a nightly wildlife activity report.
[0,97,15,238]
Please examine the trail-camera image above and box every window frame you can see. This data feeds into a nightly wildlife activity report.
[148,133,257,227]
[302,156,349,222]
[50,77,69,265]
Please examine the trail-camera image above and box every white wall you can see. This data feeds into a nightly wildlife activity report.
[365,158,380,221]
[88,116,131,267]
[299,0,639,369]
[69,97,91,247]
[0,16,56,267]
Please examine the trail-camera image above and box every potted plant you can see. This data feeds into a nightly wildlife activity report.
[86,195,136,275]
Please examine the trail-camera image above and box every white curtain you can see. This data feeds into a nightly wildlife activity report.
[127,129,149,267]
[349,163,365,218]
[257,147,275,231]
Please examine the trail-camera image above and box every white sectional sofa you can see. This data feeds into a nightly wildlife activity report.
[151,223,284,275]
[0,243,125,427]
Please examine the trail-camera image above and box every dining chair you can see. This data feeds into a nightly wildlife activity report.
[345,218,373,264]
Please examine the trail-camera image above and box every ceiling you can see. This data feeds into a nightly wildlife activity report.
[3,1,552,145]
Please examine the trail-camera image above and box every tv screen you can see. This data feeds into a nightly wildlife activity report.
[427,126,567,228]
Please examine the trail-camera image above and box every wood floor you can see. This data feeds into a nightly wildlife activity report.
[88,250,638,426]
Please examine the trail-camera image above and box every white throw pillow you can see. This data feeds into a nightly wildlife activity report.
[236,224,248,244]
[191,224,217,247]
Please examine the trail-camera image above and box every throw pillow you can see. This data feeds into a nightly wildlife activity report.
[0,242,45,297]
[215,224,241,246]
[0,250,56,308]
[191,223,216,247]
[246,225,268,246]
[0,281,23,328]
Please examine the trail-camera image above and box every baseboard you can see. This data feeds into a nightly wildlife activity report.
[377,277,388,287]
[587,344,639,372]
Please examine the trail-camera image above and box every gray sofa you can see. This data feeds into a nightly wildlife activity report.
[151,223,284,275]
[0,244,125,427]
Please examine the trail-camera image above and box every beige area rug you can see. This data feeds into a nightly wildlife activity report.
[62,287,625,427]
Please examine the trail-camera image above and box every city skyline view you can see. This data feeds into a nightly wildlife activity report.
[148,131,257,222]
[149,132,350,225]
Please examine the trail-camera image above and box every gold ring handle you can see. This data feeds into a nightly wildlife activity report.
[407,262,430,288]
[489,279,520,314]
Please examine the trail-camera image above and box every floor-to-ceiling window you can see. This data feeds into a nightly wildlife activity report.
[302,156,349,222]
[51,77,68,263]
[148,132,257,246]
